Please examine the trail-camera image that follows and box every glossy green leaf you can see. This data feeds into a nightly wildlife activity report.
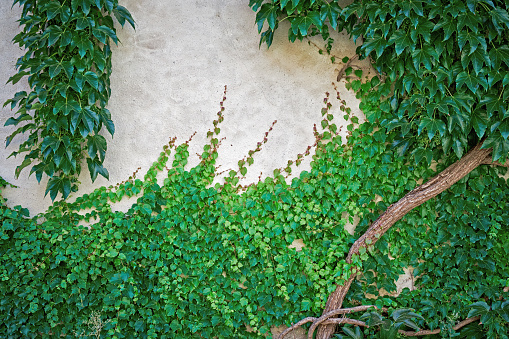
[87,157,109,182]
[70,107,99,138]
[54,99,81,116]
[98,108,115,136]
[45,175,72,201]
[113,5,136,29]
[93,25,118,45]
[418,117,446,140]
[44,2,71,22]
[87,134,107,161]
[471,110,489,138]
[490,7,509,32]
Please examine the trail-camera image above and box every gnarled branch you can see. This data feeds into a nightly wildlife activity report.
[277,306,375,339]
[398,316,481,336]
[315,143,492,338]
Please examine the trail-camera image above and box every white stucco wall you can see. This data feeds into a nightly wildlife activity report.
[0,1,367,215]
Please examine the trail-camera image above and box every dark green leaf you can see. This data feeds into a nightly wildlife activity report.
[87,158,109,182]
[87,134,107,161]
[388,30,411,56]
[70,107,99,138]
[471,110,489,138]
[488,46,509,69]
[98,108,115,136]
[480,95,506,118]
[54,99,81,116]
[45,176,72,201]
[490,7,509,32]
[44,2,71,22]
[467,301,490,318]
[113,5,136,29]
[499,121,509,140]
[482,131,509,161]
[6,71,29,85]
[93,25,118,45]
[4,113,31,127]
[418,117,446,140]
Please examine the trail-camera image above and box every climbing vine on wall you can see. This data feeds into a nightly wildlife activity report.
[1,0,509,338]
[4,0,135,200]
[250,0,509,337]
[2,86,508,338]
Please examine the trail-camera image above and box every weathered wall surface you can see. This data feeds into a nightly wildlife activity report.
[0,1,366,215]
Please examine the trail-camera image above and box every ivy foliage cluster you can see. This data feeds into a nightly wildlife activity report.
[331,80,509,338]
[250,0,509,164]
[1,85,508,338]
[4,0,135,201]
[249,1,509,335]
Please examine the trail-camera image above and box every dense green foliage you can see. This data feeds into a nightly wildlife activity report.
[250,0,509,164]
[4,0,135,200]
[1,0,508,338]
[1,87,508,337]
[249,0,509,337]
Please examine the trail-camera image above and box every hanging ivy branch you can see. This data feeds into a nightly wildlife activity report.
[3,0,135,200]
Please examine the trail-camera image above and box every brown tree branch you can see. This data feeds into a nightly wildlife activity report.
[481,155,509,167]
[316,143,492,339]
[306,305,377,339]
[277,315,369,339]
[398,316,481,336]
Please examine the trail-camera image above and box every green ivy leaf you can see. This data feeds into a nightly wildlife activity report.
[45,175,72,201]
[489,7,509,32]
[73,34,94,58]
[456,71,487,93]
[292,12,322,36]
[388,30,411,56]
[432,16,456,41]
[87,157,109,182]
[44,2,71,22]
[70,107,99,138]
[482,131,509,161]
[480,94,506,118]
[87,134,107,161]
[6,71,29,85]
[54,99,81,116]
[418,117,446,140]
[467,301,490,318]
[113,5,136,29]
[320,2,340,30]
[471,110,489,138]
[93,25,118,45]
[411,147,433,166]
[362,35,386,58]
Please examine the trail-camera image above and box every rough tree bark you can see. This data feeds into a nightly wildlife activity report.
[313,142,494,339]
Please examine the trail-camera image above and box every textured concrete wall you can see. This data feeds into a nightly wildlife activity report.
[0,1,366,215]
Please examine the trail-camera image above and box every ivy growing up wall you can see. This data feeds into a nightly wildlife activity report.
[4,0,135,201]
[1,85,508,338]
